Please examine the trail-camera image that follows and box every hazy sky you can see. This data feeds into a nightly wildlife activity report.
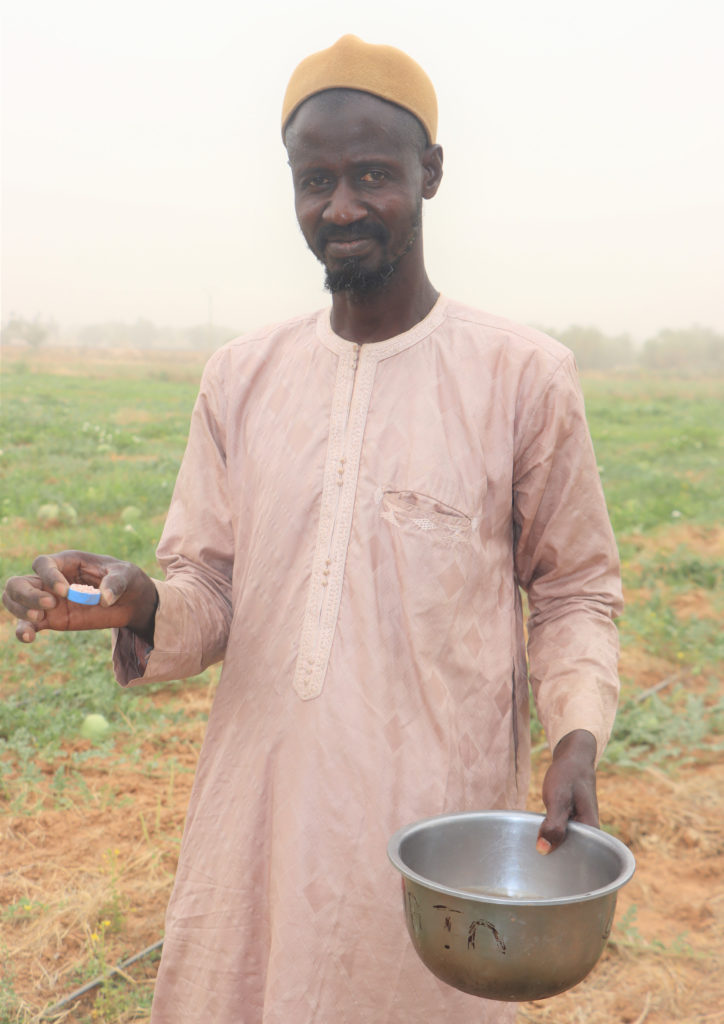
[2,0,723,340]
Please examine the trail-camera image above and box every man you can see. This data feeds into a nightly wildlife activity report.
[3,36,622,1024]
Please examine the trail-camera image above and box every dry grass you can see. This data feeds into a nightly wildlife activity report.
[2,742,720,1023]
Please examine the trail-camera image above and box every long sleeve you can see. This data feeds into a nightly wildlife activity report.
[513,353,623,761]
[113,353,234,687]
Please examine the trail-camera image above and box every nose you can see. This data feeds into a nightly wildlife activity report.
[322,179,367,225]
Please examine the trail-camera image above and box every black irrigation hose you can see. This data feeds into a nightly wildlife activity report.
[40,938,164,1019]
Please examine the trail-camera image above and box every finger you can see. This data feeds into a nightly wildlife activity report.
[15,619,37,643]
[571,789,599,828]
[2,576,57,617]
[537,776,573,853]
[98,565,132,607]
[5,596,51,629]
[31,554,72,597]
[537,779,599,853]
[536,815,568,854]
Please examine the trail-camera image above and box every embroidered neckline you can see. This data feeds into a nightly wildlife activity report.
[315,294,448,359]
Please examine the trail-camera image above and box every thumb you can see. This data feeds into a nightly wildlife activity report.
[98,567,130,607]
[16,619,38,644]
[536,812,568,855]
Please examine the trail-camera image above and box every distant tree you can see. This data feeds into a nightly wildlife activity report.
[185,324,238,350]
[77,319,160,348]
[555,325,635,370]
[1,315,49,348]
[642,326,724,373]
[72,319,237,350]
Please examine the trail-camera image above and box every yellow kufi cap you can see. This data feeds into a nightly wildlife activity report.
[281,35,438,144]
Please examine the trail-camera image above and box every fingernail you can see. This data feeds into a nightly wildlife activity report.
[536,837,552,855]
[27,609,41,622]
[22,631,32,643]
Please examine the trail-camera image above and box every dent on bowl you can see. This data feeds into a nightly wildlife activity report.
[387,810,635,1002]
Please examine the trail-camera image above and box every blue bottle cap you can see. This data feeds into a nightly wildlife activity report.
[68,585,101,606]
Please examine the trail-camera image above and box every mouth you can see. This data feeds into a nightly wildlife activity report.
[324,237,377,259]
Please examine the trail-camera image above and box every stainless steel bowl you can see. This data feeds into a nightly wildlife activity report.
[388,810,635,1001]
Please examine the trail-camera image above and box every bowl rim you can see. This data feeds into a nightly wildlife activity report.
[387,809,636,907]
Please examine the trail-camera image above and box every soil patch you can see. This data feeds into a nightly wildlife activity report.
[3,710,722,1023]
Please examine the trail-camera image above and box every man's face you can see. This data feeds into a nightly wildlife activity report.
[285,91,440,298]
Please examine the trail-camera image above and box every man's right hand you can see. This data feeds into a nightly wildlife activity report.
[2,550,158,646]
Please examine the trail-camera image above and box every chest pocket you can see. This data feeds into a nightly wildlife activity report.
[378,489,480,543]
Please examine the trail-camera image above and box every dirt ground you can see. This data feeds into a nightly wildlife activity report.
[3,681,722,1024]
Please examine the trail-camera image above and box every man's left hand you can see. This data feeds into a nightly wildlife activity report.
[536,728,598,854]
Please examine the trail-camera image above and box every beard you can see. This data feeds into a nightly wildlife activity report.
[324,258,399,298]
[315,202,422,301]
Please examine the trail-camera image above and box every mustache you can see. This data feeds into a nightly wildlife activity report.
[316,220,389,248]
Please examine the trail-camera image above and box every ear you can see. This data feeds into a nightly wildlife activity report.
[421,145,444,199]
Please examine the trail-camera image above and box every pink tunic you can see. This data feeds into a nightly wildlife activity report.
[114,296,622,1023]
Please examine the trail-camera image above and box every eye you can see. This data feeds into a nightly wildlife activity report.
[360,169,387,184]
[302,174,332,190]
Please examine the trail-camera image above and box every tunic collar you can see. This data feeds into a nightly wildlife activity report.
[315,294,448,360]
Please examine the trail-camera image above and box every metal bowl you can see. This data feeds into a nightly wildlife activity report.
[388,810,635,1001]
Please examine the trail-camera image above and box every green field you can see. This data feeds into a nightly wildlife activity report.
[1,353,208,788]
[1,355,723,773]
